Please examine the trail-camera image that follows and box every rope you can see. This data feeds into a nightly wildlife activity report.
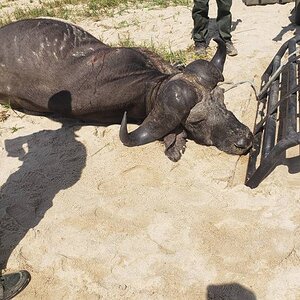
[219,80,259,100]
[219,47,300,100]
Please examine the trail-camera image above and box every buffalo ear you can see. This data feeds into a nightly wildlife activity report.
[186,102,207,124]
[211,86,225,104]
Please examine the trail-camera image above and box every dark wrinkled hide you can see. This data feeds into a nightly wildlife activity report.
[0,19,253,160]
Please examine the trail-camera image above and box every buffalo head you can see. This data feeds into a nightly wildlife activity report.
[183,85,253,155]
[120,38,253,158]
[181,38,253,155]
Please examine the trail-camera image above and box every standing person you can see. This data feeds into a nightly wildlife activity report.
[192,0,238,56]
[0,270,31,299]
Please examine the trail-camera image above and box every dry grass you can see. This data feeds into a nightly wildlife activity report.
[0,110,10,122]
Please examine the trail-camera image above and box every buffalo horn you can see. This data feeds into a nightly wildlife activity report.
[211,37,226,73]
[119,112,157,146]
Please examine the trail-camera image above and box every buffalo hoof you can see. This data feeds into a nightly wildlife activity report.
[164,129,187,162]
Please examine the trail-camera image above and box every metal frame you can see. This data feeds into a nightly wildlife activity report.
[243,0,294,6]
[245,36,300,188]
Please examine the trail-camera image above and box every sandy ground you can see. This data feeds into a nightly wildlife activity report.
[0,1,300,299]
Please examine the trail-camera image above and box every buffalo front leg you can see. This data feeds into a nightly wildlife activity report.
[163,128,187,162]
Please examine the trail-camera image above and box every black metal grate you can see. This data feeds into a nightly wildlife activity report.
[245,36,300,188]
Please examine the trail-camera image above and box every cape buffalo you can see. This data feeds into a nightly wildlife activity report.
[0,18,253,161]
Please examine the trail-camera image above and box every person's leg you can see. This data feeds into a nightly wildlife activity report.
[0,270,31,299]
[216,0,232,42]
[216,0,237,56]
[192,0,209,55]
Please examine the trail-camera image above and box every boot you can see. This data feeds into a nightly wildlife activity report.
[0,270,31,300]
[225,41,238,56]
[194,41,207,56]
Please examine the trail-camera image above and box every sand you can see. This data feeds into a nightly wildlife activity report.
[0,1,299,299]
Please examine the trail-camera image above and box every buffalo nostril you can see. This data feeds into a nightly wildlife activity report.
[234,137,249,149]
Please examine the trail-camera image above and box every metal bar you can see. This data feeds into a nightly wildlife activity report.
[246,135,299,188]
[254,85,300,135]
[298,65,300,138]
[261,56,280,160]
[277,63,288,142]
[262,35,300,81]
[245,130,262,183]
[245,36,300,188]
[287,39,297,132]
[258,54,300,100]
[245,75,269,181]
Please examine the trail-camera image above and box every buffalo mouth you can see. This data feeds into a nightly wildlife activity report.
[221,143,252,155]
[232,134,253,154]
[186,127,254,155]
[234,142,252,154]
[215,133,253,155]
[234,136,253,152]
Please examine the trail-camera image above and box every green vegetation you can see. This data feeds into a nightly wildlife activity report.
[10,125,24,133]
[1,103,12,110]
[116,35,207,65]
[158,45,200,66]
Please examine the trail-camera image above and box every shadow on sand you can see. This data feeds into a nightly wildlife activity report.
[0,92,87,269]
[207,283,257,300]
[0,122,86,269]
[273,9,300,41]
[206,18,242,44]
